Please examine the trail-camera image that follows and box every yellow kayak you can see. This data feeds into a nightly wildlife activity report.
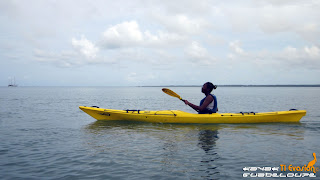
[79,106,306,124]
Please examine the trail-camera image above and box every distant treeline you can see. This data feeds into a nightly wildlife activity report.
[219,85,320,87]
[141,84,320,87]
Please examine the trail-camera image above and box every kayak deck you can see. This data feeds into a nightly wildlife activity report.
[79,106,306,124]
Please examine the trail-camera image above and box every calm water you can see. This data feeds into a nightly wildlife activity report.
[0,87,319,179]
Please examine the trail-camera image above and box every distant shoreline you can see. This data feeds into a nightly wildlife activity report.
[1,84,320,87]
[141,84,320,87]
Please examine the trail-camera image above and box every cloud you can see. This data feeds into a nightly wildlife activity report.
[185,41,215,65]
[222,0,320,42]
[72,35,99,58]
[227,40,246,60]
[144,30,187,47]
[148,0,214,16]
[304,46,320,59]
[278,45,320,68]
[153,14,210,35]
[102,21,144,48]
[31,19,193,68]
[229,41,245,55]
[227,40,320,69]
[33,35,114,68]
[101,20,186,49]
[33,49,78,67]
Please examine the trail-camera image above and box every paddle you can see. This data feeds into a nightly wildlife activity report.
[162,88,185,102]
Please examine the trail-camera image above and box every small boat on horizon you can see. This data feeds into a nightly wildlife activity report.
[8,77,18,87]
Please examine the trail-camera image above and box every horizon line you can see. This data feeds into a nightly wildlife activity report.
[2,84,320,87]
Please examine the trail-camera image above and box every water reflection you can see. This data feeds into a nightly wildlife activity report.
[220,123,305,140]
[82,121,306,179]
[84,121,305,139]
[197,128,220,179]
[198,129,219,153]
[84,121,222,179]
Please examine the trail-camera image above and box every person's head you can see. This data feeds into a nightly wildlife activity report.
[201,82,217,94]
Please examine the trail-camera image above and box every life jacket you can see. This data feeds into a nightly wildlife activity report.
[199,94,217,114]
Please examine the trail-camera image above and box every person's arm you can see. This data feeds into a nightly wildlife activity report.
[184,95,213,112]
[184,100,199,112]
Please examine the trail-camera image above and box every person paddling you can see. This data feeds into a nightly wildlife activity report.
[184,82,218,114]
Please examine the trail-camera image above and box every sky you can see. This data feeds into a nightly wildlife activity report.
[1,0,320,86]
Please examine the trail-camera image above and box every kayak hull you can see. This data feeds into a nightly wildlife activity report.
[79,106,306,124]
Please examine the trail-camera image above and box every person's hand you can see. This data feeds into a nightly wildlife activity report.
[184,100,189,105]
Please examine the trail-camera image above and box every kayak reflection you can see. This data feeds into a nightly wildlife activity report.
[84,120,221,134]
[84,120,304,139]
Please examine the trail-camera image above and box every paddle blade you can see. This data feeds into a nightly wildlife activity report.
[162,88,182,100]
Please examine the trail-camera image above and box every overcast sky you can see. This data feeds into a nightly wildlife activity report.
[1,0,319,86]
